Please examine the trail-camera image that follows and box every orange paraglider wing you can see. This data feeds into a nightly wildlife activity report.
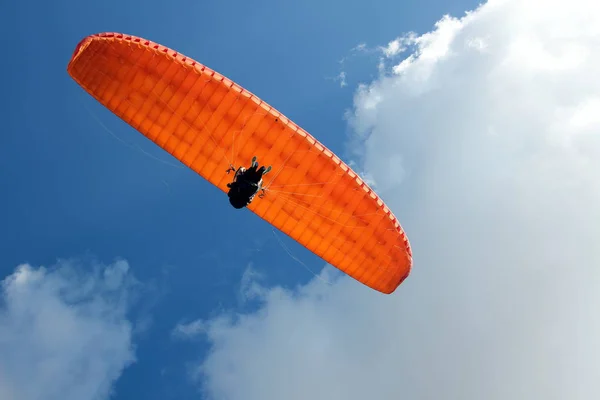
[67,32,412,294]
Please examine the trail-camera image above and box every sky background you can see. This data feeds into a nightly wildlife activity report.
[2,0,600,399]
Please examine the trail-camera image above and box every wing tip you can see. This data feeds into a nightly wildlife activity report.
[67,32,137,70]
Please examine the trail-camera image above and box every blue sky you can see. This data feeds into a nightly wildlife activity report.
[5,0,599,399]
[2,0,479,398]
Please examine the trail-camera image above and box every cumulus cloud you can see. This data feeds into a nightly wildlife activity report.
[184,0,600,399]
[0,259,137,400]
[173,319,207,339]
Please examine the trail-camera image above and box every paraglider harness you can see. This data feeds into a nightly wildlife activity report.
[226,157,271,209]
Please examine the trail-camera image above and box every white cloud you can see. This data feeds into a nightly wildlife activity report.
[173,319,207,339]
[328,70,348,88]
[184,0,600,399]
[0,259,137,400]
[336,71,347,87]
[379,32,418,58]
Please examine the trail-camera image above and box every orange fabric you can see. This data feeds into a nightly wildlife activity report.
[67,32,412,294]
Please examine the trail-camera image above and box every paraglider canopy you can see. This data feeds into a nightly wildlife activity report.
[67,32,412,294]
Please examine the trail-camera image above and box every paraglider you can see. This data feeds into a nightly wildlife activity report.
[67,32,412,294]
[226,156,272,209]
